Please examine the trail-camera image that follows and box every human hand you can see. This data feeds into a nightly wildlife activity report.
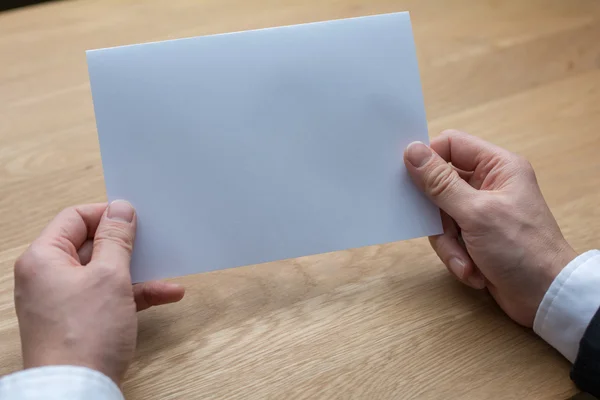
[404,130,577,327]
[14,201,185,385]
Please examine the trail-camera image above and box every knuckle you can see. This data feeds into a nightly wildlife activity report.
[61,205,79,216]
[56,206,82,227]
[469,195,498,226]
[95,223,134,252]
[471,196,491,217]
[14,245,44,282]
[135,282,164,311]
[515,154,532,170]
[425,164,457,198]
[94,260,116,276]
[440,129,465,138]
[520,157,537,179]
[512,154,536,179]
[142,286,158,308]
[14,257,32,282]
[93,260,129,285]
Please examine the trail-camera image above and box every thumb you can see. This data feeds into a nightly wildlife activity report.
[404,141,475,219]
[92,200,137,272]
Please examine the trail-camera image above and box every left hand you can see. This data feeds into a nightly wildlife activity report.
[13,201,185,385]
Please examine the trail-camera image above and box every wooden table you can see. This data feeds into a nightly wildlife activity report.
[1,1,599,398]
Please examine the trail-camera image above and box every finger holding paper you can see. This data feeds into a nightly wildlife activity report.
[14,201,184,384]
[404,130,576,327]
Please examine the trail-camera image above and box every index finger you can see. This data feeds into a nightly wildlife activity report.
[36,203,108,258]
[431,130,513,172]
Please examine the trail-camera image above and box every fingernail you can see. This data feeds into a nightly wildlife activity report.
[467,273,486,290]
[448,257,466,279]
[406,141,432,168]
[107,200,135,223]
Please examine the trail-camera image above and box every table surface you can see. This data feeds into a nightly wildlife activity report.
[1,1,599,399]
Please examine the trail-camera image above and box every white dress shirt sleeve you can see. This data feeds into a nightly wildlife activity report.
[534,249,600,363]
[0,365,124,400]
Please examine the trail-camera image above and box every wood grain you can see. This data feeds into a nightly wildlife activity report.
[1,0,600,398]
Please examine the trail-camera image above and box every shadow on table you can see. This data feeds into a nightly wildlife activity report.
[1,0,58,12]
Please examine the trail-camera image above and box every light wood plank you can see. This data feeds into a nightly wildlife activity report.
[2,0,600,398]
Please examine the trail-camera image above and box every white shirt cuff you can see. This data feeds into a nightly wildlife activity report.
[0,366,124,400]
[534,249,600,363]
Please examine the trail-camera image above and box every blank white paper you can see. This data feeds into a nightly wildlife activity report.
[86,11,442,283]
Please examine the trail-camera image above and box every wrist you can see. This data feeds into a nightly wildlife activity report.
[523,239,577,327]
[544,240,578,289]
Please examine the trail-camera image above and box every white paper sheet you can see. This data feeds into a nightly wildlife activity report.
[86,11,442,283]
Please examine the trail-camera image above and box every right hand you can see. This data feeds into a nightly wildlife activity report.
[404,130,577,327]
